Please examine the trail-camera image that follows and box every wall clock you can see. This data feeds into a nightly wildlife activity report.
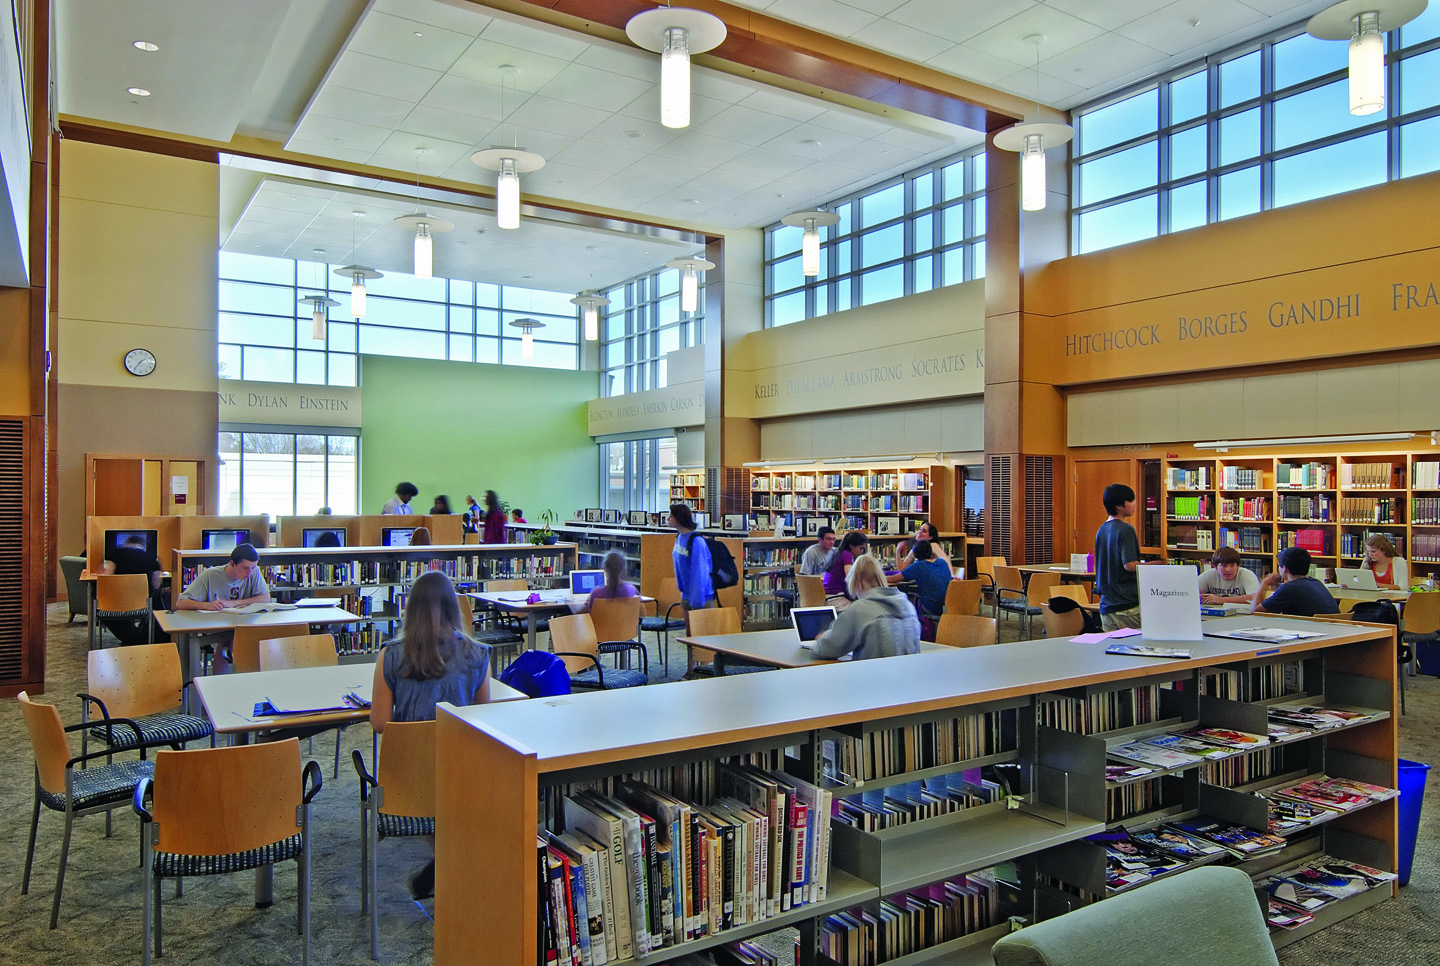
[124,347,157,377]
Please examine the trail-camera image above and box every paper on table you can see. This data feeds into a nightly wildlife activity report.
[255,677,373,716]
[1070,627,1144,644]
[291,597,337,608]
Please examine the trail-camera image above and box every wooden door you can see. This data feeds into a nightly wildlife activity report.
[93,458,143,516]
[1073,460,1132,557]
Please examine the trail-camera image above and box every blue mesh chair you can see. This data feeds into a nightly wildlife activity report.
[550,613,649,689]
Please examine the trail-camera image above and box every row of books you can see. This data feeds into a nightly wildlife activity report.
[1167,525,1215,551]
[1168,495,1212,520]
[1278,462,1334,489]
[744,548,798,568]
[1412,497,1440,525]
[1337,497,1402,524]
[1166,465,1212,490]
[1220,466,1265,490]
[1262,857,1397,929]
[1416,461,1440,490]
[1278,528,1331,554]
[1220,496,1271,520]
[832,774,1006,832]
[1339,462,1400,489]
[545,767,833,965]
[1219,526,1271,552]
[1039,684,1168,736]
[1278,494,1333,521]
[821,710,1018,784]
[742,573,789,596]
[1199,748,1282,787]
[1412,533,1440,562]
[819,871,1001,966]
[743,599,787,626]
[1339,530,1406,557]
[1199,661,1305,702]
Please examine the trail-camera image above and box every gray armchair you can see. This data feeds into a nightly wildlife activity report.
[60,556,87,623]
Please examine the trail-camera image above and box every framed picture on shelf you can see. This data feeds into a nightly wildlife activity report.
[804,517,825,536]
[723,513,746,531]
[601,509,621,525]
[584,508,602,523]
[876,516,900,535]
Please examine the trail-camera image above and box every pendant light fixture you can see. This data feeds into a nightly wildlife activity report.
[992,34,1074,213]
[393,148,452,278]
[334,211,382,319]
[509,317,545,359]
[472,65,545,230]
[299,255,338,341]
[571,291,610,342]
[1308,0,1424,116]
[666,256,713,313]
[625,5,727,129]
[781,139,839,277]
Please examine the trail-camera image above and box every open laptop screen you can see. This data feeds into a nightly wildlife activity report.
[569,570,606,595]
[791,606,838,647]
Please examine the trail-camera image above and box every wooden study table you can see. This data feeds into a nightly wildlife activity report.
[154,605,359,687]
[468,589,654,651]
[678,628,947,673]
[1014,563,1095,585]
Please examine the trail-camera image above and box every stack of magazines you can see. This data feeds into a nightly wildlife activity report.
[1163,816,1287,858]
[1259,856,1397,925]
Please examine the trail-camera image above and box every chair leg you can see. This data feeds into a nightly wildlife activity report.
[142,826,153,966]
[359,799,369,915]
[368,808,379,960]
[50,809,75,929]
[1400,665,1407,715]
[301,805,313,966]
[154,866,164,959]
[22,785,40,894]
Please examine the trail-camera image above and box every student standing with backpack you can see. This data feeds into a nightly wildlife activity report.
[670,502,715,609]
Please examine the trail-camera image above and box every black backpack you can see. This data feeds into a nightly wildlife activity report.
[701,534,739,590]
[1349,599,1400,628]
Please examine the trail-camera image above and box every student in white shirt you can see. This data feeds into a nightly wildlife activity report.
[1198,546,1260,604]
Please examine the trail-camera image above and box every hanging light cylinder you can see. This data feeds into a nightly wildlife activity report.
[781,209,839,277]
[571,292,611,342]
[1021,135,1047,212]
[1307,1,1424,119]
[666,257,714,314]
[626,7,727,130]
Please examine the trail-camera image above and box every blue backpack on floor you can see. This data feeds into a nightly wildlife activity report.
[499,651,571,697]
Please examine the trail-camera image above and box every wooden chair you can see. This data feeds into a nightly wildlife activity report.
[81,643,213,766]
[549,614,648,690]
[639,578,686,675]
[1040,602,1086,638]
[257,633,349,776]
[353,721,435,959]
[591,596,646,671]
[935,614,999,647]
[995,569,1058,639]
[231,623,310,674]
[688,606,772,675]
[942,579,984,616]
[94,573,154,646]
[134,740,322,966]
[973,556,1006,615]
[1050,584,1090,604]
[796,574,827,608]
[468,581,524,666]
[19,691,156,929]
[456,593,475,629]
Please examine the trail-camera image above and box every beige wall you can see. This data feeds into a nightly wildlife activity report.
[56,141,219,566]
[761,398,985,461]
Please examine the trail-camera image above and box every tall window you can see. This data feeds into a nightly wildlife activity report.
[763,147,987,327]
[599,437,675,512]
[218,252,582,385]
[600,264,706,398]
[217,430,358,518]
[1072,6,1440,254]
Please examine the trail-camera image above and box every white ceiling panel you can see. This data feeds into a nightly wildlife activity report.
[1042,0,1178,31]
[1117,0,1270,56]
[889,0,1040,44]
[765,0,880,36]
[962,7,1107,67]
[694,105,806,146]
[850,18,958,61]
[290,114,394,153]
[326,50,444,102]
[348,11,474,70]
[372,0,490,37]
[540,63,653,112]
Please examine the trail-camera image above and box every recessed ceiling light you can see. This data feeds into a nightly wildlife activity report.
[413,31,423,37]
[133,41,158,52]
[624,130,645,139]
[127,87,151,96]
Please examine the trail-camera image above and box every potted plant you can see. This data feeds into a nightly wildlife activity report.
[528,509,559,545]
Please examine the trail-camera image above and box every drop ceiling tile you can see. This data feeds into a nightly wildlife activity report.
[289,114,394,153]
[991,67,1087,105]
[400,103,492,144]
[650,132,752,166]
[1116,0,1268,56]
[1240,0,1333,15]
[468,123,575,159]
[617,89,729,128]
[370,132,472,170]
[763,0,879,36]
[372,0,491,37]
[963,7,1106,68]
[889,0,1039,44]
[694,104,802,145]
[734,87,828,122]
[449,38,569,91]
[350,11,474,71]
[326,51,444,102]
[1038,32,1169,89]
[239,206,320,230]
[523,160,611,195]
[416,73,504,120]
[1042,0,1178,31]
[307,86,416,128]
[614,153,699,186]
[586,175,668,209]
[837,0,908,14]
[716,145,813,180]
[847,18,957,61]
[760,125,864,158]
[691,70,755,104]
[573,43,658,82]
[506,94,611,138]
[875,125,969,152]
[549,139,649,172]
[584,119,685,152]
[540,63,653,112]
[807,108,896,139]
[479,15,591,62]
[680,166,770,196]
[925,43,1029,84]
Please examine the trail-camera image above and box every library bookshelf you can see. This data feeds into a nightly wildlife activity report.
[1160,453,1440,582]
[171,542,576,659]
[435,616,1395,964]
[747,464,955,536]
[670,472,706,514]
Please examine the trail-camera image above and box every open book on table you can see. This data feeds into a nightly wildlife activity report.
[219,602,298,614]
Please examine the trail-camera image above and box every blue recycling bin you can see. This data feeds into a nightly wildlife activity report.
[1397,759,1430,886]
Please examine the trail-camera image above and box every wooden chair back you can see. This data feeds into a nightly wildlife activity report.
[974,556,1006,584]
[1401,591,1440,635]
[548,614,600,677]
[1040,603,1086,638]
[943,579,984,616]
[994,566,1024,595]
[1050,585,1090,604]
[935,614,998,647]
[17,692,71,795]
[231,623,310,674]
[95,573,150,613]
[457,593,475,628]
[483,579,527,592]
[591,596,643,644]
[151,740,303,856]
[376,720,435,818]
[796,575,827,608]
[652,578,683,616]
[258,634,339,672]
[1025,572,1063,600]
[88,643,184,719]
[685,607,742,668]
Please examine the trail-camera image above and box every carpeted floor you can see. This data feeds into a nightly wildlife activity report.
[1,604,1437,964]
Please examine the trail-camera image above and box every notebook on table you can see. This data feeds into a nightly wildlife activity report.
[1334,568,1378,591]
[791,606,837,648]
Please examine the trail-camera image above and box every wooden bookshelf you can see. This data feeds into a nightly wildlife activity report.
[435,617,1396,964]
[748,464,955,536]
[669,472,706,513]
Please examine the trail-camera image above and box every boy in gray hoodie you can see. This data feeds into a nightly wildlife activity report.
[811,553,922,660]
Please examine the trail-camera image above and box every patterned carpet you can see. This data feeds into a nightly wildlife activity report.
[1,605,1436,964]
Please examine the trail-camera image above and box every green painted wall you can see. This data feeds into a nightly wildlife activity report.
[360,355,598,520]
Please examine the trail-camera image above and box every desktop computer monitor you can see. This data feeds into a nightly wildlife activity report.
[104,528,158,561]
[201,528,250,551]
[382,527,415,547]
[302,527,347,548]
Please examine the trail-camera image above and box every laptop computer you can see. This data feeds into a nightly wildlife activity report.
[791,606,837,648]
[569,569,606,595]
[1334,567,1379,590]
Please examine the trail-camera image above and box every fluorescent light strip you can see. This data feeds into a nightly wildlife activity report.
[1194,433,1416,450]
[821,455,917,465]
[740,459,816,468]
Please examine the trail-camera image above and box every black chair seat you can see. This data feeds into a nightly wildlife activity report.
[378,814,435,841]
[88,712,213,750]
[154,834,302,876]
[640,616,685,632]
[96,607,150,621]
[39,759,153,812]
[724,664,774,675]
[571,667,648,690]
[998,599,1042,616]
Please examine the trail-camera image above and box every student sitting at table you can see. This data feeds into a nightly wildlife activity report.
[824,532,870,601]
[894,539,953,619]
[898,521,951,570]
[370,571,492,900]
[174,543,270,673]
[812,555,922,661]
[1251,547,1340,617]
[1361,534,1409,589]
[1198,546,1260,605]
[581,550,639,613]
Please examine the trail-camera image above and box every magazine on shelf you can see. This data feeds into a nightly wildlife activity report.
[1265,895,1317,929]
[1139,733,1233,760]
[1204,626,1326,643]
[1126,827,1225,861]
[1275,775,1398,812]
[1261,875,1340,911]
[1268,705,1376,730]
[1105,643,1193,659]
[1267,796,1334,832]
[1166,817,1287,857]
[1170,726,1270,750]
[1107,740,1202,769]
[1105,764,1155,782]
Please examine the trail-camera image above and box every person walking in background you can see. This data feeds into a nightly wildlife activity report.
[1095,483,1143,631]
[382,482,418,515]
[669,502,714,609]
[463,495,481,532]
[481,490,506,544]
[429,495,452,515]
